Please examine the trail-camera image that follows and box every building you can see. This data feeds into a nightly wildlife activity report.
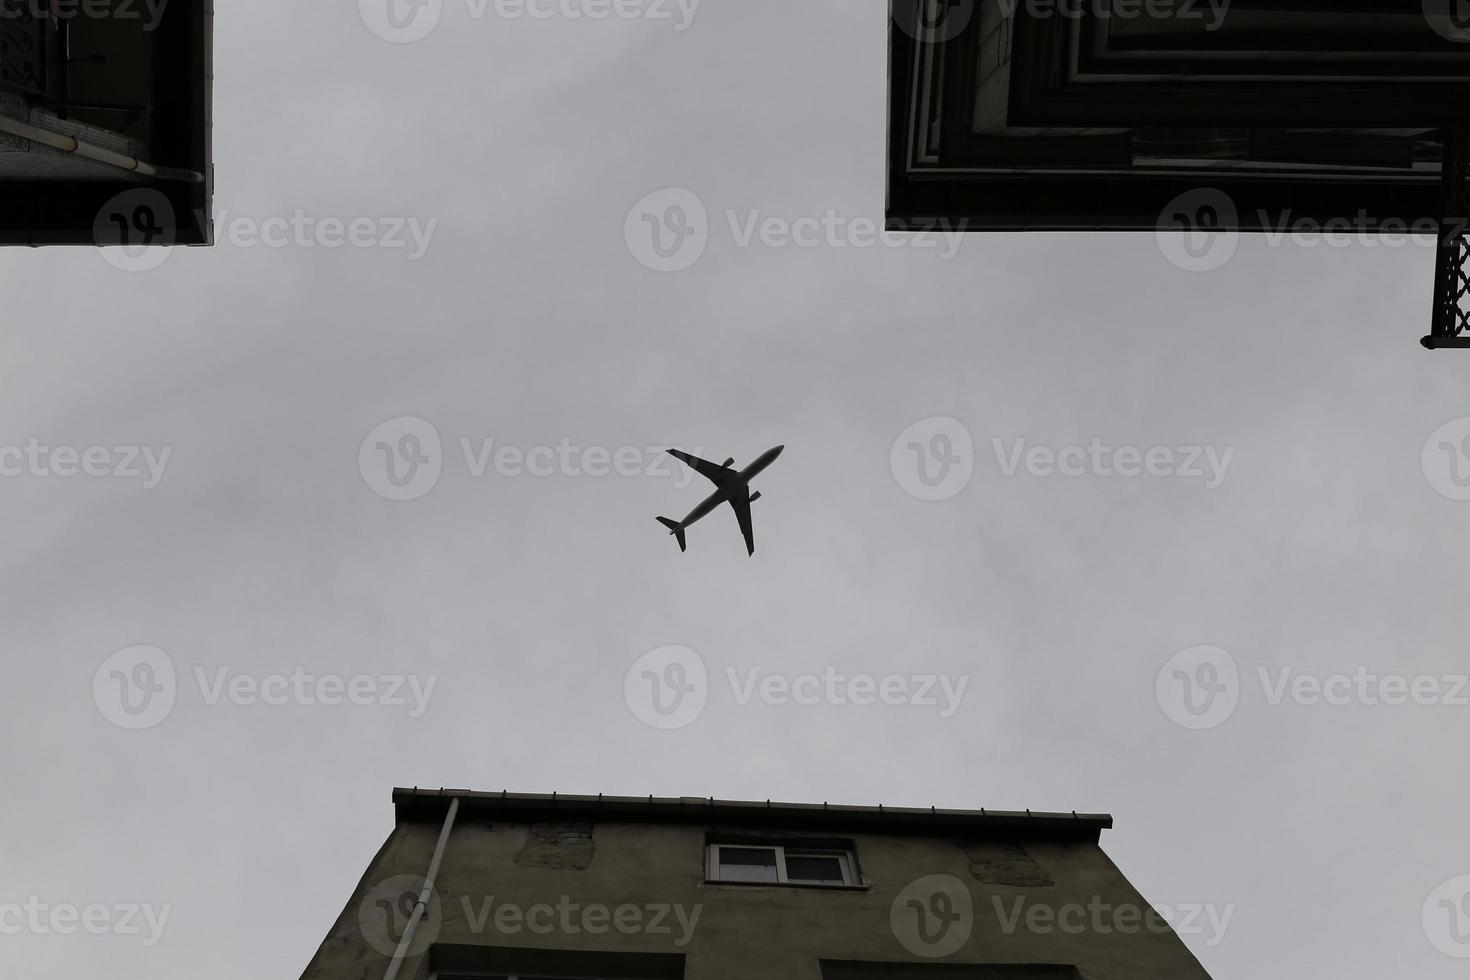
[300,789,1214,979]
[886,0,1470,345]
[0,1,212,245]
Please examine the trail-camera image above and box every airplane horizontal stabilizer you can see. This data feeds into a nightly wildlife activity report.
[656,516,687,553]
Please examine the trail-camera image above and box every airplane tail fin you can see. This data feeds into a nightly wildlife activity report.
[656,517,687,553]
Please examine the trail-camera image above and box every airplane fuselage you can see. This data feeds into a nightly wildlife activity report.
[674,445,783,529]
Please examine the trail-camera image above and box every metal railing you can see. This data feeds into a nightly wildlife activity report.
[0,2,58,100]
[1425,129,1470,349]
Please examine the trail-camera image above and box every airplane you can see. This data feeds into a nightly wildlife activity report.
[656,446,784,555]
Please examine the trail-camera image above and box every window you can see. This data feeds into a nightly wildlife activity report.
[441,975,660,979]
[706,843,858,887]
[429,942,684,978]
[820,964,1081,979]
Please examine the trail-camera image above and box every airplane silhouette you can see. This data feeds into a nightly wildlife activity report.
[656,446,784,555]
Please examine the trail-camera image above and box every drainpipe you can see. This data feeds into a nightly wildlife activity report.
[0,114,204,183]
[382,796,460,980]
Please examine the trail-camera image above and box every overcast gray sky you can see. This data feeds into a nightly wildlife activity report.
[2,2,1469,979]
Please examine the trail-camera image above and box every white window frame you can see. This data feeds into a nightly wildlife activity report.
[431,974,633,979]
[706,843,858,887]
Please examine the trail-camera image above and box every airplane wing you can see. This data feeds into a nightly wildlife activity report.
[667,449,737,486]
[728,487,755,556]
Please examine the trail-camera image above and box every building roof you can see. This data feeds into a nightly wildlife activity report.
[392,788,1112,841]
[0,2,211,245]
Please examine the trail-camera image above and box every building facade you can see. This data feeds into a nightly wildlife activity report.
[0,0,212,245]
[887,0,1470,344]
[300,789,1213,980]
[889,0,1470,230]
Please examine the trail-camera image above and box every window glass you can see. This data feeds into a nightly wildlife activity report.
[785,853,847,884]
[717,847,779,882]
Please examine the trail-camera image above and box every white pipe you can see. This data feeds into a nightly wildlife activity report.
[382,796,459,980]
[0,114,203,183]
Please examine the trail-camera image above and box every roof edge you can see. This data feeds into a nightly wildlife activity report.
[391,788,1112,840]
